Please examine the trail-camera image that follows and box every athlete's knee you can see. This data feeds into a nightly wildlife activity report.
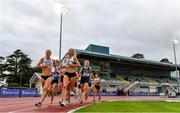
[70,86,75,91]
[62,84,68,89]
[43,87,48,92]
[83,89,88,92]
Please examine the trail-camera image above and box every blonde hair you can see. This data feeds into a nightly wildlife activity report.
[68,48,77,57]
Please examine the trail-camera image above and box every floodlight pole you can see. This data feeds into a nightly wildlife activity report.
[58,12,63,94]
[172,41,179,93]
[57,7,71,94]
[59,12,62,61]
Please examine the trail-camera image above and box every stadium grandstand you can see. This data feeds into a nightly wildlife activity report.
[61,44,180,96]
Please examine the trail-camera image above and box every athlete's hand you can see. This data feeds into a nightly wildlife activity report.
[59,70,64,75]
[79,74,82,77]
[57,73,61,77]
[55,67,60,70]
[67,63,74,67]
[41,64,48,68]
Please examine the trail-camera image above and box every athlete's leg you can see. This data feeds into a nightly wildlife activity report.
[51,83,58,104]
[41,78,45,87]
[39,77,53,103]
[59,76,64,102]
[93,87,97,102]
[70,76,77,93]
[97,88,101,101]
[85,86,90,102]
[50,92,54,104]
[61,75,69,106]
[81,83,89,103]
[79,84,84,101]
[66,83,71,103]
[59,82,63,102]
[48,85,54,104]
[35,78,46,107]
[52,83,58,95]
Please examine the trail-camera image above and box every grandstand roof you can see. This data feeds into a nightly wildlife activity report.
[75,49,180,69]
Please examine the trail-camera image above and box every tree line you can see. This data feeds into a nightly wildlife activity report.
[0,49,40,87]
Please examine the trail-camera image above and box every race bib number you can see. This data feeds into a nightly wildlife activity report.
[83,72,90,77]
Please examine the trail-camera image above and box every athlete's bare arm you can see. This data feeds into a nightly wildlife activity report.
[99,78,102,85]
[58,61,65,77]
[37,58,47,68]
[52,59,57,69]
[68,57,81,67]
[79,68,83,77]
[90,70,93,80]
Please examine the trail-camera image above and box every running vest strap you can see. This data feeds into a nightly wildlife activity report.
[62,56,76,68]
[66,56,76,65]
[81,67,91,77]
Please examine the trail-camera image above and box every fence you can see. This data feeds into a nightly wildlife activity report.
[0,87,38,97]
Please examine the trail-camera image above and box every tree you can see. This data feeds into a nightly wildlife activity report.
[131,53,145,59]
[5,49,33,87]
[160,58,172,64]
[0,56,9,77]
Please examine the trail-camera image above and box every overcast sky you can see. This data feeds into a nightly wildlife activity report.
[0,0,180,66]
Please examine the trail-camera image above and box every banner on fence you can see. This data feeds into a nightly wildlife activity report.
[21,89,38,97]
[1,88,20,97]
[0,88,38,97]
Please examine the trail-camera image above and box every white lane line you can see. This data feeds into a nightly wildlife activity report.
[9,106,47,113]
[0,101,38,107]
[9,104,62,113]
[8,107,35,113]
[67,103,93,113]
[0,103,36,107]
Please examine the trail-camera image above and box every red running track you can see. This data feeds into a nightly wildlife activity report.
[0,96,161,113]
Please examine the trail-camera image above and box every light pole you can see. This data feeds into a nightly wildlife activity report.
[59,7,71,61]
[59,12,63,61]
[172,39,179,93]
[56,6,71,94]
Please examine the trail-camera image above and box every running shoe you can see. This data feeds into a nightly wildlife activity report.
[35,102,42,108]
[70,92,75,96]
[79,100,84,104]
[59,101,62,105]
[98,97,101,101]
[60,101,66,107]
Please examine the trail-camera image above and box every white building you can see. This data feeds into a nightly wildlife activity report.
[0,77,8,87]
[29,73,42,95]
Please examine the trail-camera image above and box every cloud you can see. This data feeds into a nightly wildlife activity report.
[0,0,180,66]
